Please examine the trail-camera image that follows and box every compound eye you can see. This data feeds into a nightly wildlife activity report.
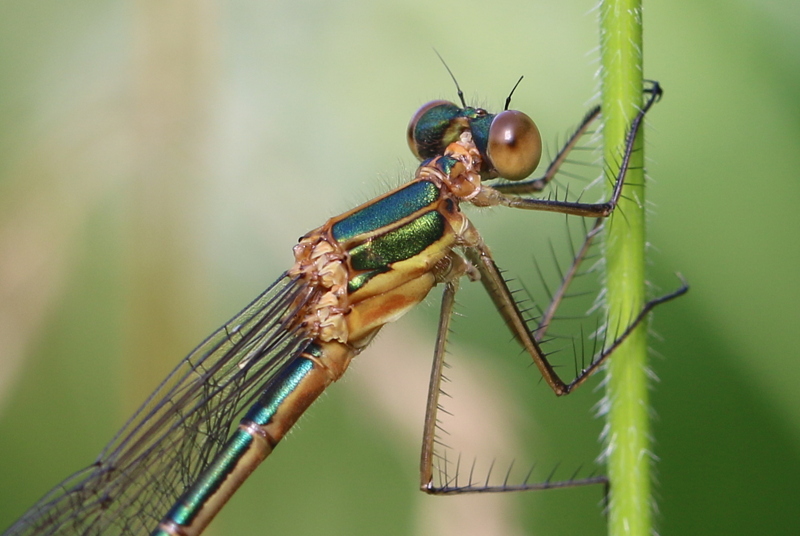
[407,100,460,160]
[486,110,542,181]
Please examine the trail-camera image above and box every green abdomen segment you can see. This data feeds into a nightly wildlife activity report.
[152,342,354,536]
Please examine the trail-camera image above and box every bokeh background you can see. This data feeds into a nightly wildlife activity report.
[0,0,798,535]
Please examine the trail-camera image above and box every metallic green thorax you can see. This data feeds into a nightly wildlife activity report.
[333,179,449,294]
[348,211,446,293]
[332,180,439,242]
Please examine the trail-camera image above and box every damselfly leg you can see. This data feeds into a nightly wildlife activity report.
[420,81,686,493]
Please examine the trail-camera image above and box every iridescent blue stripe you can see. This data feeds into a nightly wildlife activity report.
[158,429,254,529]
[244,357,315,426]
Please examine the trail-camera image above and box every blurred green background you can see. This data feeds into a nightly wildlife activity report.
[0,0,798,535]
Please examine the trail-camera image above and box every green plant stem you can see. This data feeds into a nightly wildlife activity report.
[599,1,651,535]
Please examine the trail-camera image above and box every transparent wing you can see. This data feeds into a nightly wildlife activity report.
[5,272,314,536]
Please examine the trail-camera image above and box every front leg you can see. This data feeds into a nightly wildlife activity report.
[475,81,663,218]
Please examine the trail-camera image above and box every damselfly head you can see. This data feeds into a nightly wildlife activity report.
[407,100,541,181]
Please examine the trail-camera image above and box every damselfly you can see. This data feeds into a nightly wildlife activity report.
[2,77,685,536]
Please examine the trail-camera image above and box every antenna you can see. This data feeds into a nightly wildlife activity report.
[504,76,524,110]
[434,49,466,108]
